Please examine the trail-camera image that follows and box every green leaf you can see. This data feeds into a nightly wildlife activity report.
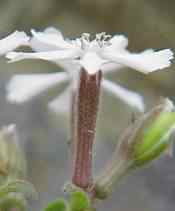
[45,198,68,211]
[69,191,90,211]
[0,179,38,199]
[0,194,27,211]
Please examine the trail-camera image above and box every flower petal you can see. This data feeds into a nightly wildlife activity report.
[101,62,123,74]
[30,27,62,51]
[0,31,29,55]
[44,27,64,37]
[6,49,81,63]
[103,49,173,73]
[108,35,128,51]
[102,79,145,112]
[79,52,107,74]
[30,28,72,51]
[6,72,69,103]
[30,34,59,52]
[48,85,71,114]
[56,60,81,76]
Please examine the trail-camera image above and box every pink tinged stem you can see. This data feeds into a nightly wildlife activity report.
[72,68,102,190]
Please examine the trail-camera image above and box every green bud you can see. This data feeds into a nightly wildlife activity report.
[121,98,175,167]
[0,194,26,211]
[0,179,37,211]
[133,112,175,166]
[94,98,175,199]
[0,124,26,180]
[0,125,37,210]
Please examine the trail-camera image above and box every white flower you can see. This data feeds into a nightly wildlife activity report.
[0,31,29,55]
[5,28,174,112]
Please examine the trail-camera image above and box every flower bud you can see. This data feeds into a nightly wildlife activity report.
[0,125,37,210]
[0,124,26,180]
[121,98,175,167]
[93,98,175,199]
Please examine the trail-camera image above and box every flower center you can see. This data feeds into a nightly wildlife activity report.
[95,32,111,48]
[79,32,111,50]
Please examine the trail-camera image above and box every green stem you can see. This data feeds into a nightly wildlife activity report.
[93,158,132,199]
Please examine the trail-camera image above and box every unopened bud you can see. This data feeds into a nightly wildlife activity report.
[0,124,26,179]
[94,98,175,199]
[123,98,175,167]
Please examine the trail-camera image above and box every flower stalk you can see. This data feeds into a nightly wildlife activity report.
[72,69,102,190]
[93,157,132,200]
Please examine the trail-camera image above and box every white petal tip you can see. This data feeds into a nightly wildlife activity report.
[0,31,29,55]
[143,49,174,73]
[154,49,173,69]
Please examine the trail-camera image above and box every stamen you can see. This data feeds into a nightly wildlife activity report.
[82,33,90,42]
[96,32,111,48]
[80,33,90,49]
[78,32,112,49]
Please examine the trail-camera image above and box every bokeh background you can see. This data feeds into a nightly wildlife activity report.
[0,0,175,210]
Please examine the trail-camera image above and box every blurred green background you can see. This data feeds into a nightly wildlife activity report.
[0,0,175,210]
